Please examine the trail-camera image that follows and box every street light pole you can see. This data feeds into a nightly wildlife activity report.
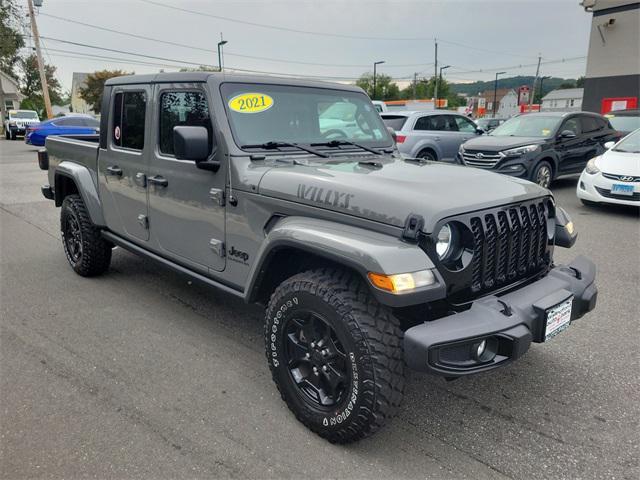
[373,61,385,100]
[438,65,451,107]
[493,71,506,117]
[217,37,228,72]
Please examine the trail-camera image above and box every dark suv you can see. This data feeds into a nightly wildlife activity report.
[458,112,618,188]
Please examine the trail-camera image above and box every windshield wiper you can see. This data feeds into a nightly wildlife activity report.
[311,139,383,155]
[241,141,328,158]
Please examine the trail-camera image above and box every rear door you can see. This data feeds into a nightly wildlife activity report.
[147,83,226,273]
[98,86,151,241]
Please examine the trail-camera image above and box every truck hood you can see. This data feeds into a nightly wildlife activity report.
[463,135,547,152]
[258,155,548,232]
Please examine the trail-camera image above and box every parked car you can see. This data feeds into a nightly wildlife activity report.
[577,128,640,207]
[4,109,40,140]
[371,100,388,112]
[604,109,640,137]
[458,111,619,188]
[39,72,595,443]
[381,110,481,161]
[475,117,506,133]
[25,115,100,146]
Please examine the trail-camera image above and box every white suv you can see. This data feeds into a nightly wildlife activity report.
[4,110,40,140]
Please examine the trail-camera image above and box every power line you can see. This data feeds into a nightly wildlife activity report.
[447,56,587,75]
[137,0,535,60]
[38,12,433,69]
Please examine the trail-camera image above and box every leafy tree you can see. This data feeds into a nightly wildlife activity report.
[558,81,577,89]
[79,69,132,112]
[18,54,65,117]
[400,76,465,108]
[356,73,400,101]
[0,0,25,77]
[576,76,585,88]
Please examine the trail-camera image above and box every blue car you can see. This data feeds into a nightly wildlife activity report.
[25,116,99,146]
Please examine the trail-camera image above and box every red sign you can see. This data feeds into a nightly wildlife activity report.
[601,97,638,114]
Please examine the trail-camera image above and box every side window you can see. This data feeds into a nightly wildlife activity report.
[453,115,477,133]
[112,91,146,150]
[561,117,581,135]
[414,116,434,131]
[581,116,600,133]
[159,91,212,156]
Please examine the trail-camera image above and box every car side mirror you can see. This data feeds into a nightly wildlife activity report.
[604,141,615,149]
[476,128,485,135]
[559,130,577,139]
[173,126,219,171]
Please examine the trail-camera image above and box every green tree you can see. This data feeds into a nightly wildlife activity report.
[576,76,585,88]
[79,69,132,112]
[19,54,65,117]
[0,0,25,77]
[400,76,464,108]
[356,72,400,101]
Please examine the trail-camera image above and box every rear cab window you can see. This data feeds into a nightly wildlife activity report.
[112,91,146,150]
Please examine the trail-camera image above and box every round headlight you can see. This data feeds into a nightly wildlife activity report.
[436,224,452,259]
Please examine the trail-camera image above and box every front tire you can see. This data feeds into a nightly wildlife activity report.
[532,161,553,188]
[265,268,405,443]
[61,194,112,276]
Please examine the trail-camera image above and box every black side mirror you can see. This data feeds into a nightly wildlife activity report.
[173,126,219,171]
[476,128,485,135]
[559,130,577,139]
[554,206,577,248]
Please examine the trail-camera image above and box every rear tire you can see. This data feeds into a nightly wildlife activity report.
[61,194,112,276]
[265,268,405,443]
[532,161,553,188]
[417,149,437,161]
[10,130,16,140]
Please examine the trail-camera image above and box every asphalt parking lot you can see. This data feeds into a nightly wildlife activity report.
[1,137,638,479]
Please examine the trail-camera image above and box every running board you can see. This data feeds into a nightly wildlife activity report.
[101,231,245,300]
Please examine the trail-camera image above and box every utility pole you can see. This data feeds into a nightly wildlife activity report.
[217,34,228,72]
[528,54,542,112]
[413,72,417,99]
[27,0,53,119]
[433,39,438,105]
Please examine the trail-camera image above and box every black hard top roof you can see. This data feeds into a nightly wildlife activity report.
[104,71,364,93]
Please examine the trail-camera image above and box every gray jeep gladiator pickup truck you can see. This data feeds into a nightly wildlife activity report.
[39,72,597,443]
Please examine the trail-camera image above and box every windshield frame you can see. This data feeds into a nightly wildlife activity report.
[220,81,393,154]
[489,114,562,138]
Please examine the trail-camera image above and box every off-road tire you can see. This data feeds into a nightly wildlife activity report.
[10,130,16,140]
[532,160,553,189]
[4,130,9,140]
[265,268,405,443]
[61,194,112,276]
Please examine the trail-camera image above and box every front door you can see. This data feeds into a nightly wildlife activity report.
[556,116,588,174]
[147,83,226,273]
[98,86,151,241]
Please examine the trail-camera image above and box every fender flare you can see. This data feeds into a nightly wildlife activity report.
[411,140,441,160]
[245,216,445,307]
[535,153,560,178]
[54,161,105,226]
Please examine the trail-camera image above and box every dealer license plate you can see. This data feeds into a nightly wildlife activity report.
[544,297,573,341]
[611,184,634,196]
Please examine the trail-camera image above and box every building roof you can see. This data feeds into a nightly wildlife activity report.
[542,88,584,101]
[0,70,24,99]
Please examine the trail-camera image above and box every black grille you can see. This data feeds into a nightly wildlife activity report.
[595,186,640,201]
[469,202,549,294]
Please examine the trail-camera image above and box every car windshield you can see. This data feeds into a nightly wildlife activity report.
[608,115,640,133]
[381,115,408,131]
[490,115,560,138]
[221,83,392,149]
[11,111,39,119]
[613,129,640,153]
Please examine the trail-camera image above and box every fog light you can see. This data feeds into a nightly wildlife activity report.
[472,337,497,362]
[475,340,487,358]
[579,181,585,190]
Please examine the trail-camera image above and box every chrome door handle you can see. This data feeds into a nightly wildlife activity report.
[148,175,168,188]
[106,166,123,176]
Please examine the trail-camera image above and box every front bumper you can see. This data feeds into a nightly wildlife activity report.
[577,171,639,206]
[404,255,597,376]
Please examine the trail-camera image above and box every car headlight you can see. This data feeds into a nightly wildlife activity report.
[502,144,540,156]
[585,157,600,175]
[367,269,436,294]
[436,224,453,259]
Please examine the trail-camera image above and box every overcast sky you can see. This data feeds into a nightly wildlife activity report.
[26,0,593,91]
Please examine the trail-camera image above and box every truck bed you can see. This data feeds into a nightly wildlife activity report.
[46,135,100,189]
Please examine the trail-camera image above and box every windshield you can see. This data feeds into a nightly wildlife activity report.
[608,115,640,133]
[221,83,392,149]
[613,129,640,153]
[381,115,408,131]
[11,111,39,119]
[490,115,560,138]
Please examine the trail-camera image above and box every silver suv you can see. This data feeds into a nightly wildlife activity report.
[381,110,481,161]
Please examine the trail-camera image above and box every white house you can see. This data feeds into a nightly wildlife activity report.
[496,89,520,118]
[541,88,584,112]
[0,70,25,124]
[71,72,91,114]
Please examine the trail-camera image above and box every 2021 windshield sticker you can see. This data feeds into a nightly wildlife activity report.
[228,93,274,113]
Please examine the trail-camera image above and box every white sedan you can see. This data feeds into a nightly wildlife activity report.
[577,128,640,207]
